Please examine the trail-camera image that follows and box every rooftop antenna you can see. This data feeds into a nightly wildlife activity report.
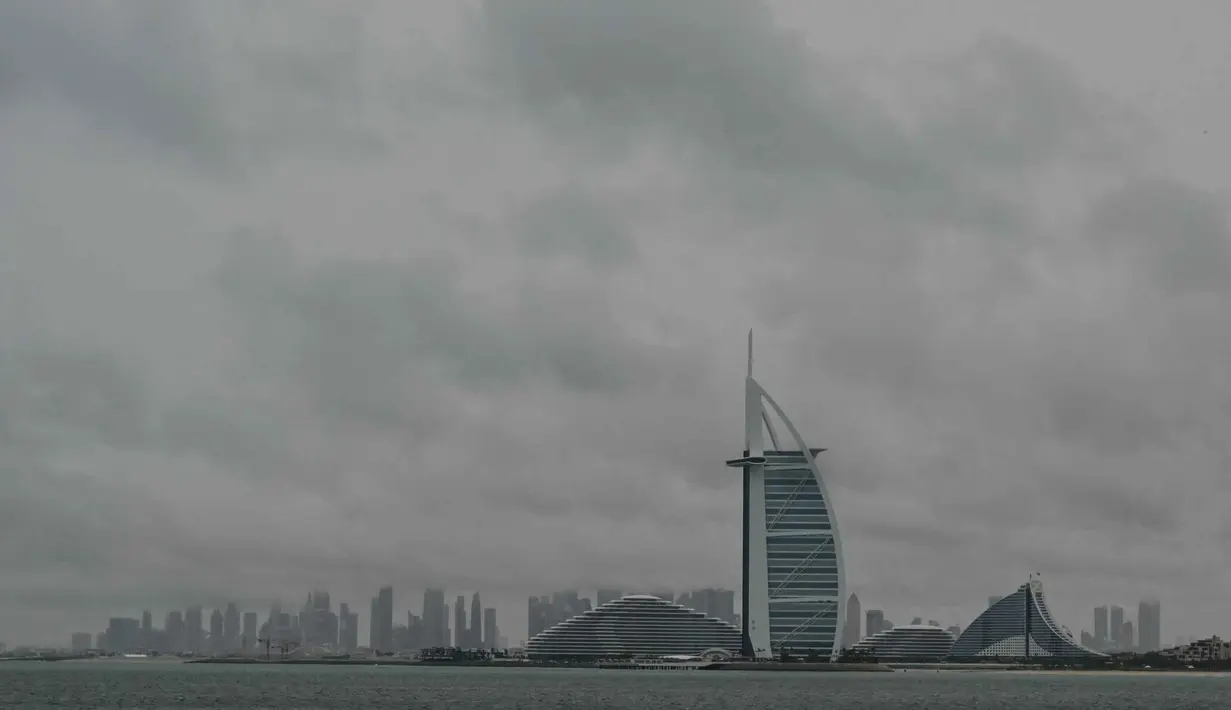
[747,329,754,379]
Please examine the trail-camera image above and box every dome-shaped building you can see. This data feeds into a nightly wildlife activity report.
[851,624,956,661]
[949,579,1103,660]
[524,595,742,660]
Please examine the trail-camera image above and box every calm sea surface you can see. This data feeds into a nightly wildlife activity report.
[2,662,1229,709]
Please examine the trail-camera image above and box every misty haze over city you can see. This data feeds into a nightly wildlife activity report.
[2,0,1231,650]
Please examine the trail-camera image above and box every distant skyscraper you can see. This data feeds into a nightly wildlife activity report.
[1138,599,1161,653]
[338,604,358,652]
[483,608,498,649]
[185,606,204,654]
[843,593,861,648]
[71,632,92,652]
[210,609,225,653]
[242,612,258,650]
[1094,606,1109,648]
[369,586,394,652]
[1121,621,1134,651]
[470,593,482,648]
[528,596,548,640]
[454,595,467,647]
[422,589,446,647]
[597,589,624,606]
[224,603,241,651]
[107,617,141,653]
[369,597,380,651]
[165,611,185,654]
[651,589,676,605]
[866,609,885,637]
[141,610,152,651]
[1110,605,1124,647]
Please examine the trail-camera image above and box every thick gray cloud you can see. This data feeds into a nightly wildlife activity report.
[1,0,1229,647]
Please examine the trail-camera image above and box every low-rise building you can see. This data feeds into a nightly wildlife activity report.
[1159,636,1231,663]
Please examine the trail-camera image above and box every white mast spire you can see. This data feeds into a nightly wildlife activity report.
[747,329,754,379]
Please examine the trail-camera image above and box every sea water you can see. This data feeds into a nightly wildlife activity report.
[1,662,1228,709]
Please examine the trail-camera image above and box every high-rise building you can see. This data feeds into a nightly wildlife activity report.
[1120,621,1134,651]
[1094,606,1109,649]
[407,612,426,651]
[1138,598,1161,653]
[185,606,203,654]
[422,589,446,647]
[843,593,862,648]
[528,596,548,641]
[651,589,676,605]
[470,593,482,648]
[209,609,225,653]
[300,591,339,649]
[242,612,258,651]
[369,597,380,651]
[597,589,624,606]
[483,608,498,649]
[165,611,185,654]
[224,603,241,651]
[712,589,736,625]
[684,588,736,624]
[107,617,141,653]
[338,604,358,652]
[141,610,152,651]
[369,586,394,652]
[1110,606,1124,648]
[454,595,467,647]
[866,609,884,637]
[71,632,92,652]
[725,332,845,660]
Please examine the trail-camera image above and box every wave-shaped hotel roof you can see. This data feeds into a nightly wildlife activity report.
[852,624,956,661]
[523,595,742,660]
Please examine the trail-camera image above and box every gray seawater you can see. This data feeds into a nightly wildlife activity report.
[2,662,1229,709]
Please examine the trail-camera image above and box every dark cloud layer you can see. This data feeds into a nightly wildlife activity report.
[1,0,1229,646]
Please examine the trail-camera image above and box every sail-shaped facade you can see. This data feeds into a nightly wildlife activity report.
[949,579,1104,659]
[726,332,846,660]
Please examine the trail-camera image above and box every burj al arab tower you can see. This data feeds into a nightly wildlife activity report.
[725,332,846,660]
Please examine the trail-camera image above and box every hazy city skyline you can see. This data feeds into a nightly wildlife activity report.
[3,0,1231,647]
[24,583,1164,655]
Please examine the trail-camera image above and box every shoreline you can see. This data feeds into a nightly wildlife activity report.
[7,656,1230,675]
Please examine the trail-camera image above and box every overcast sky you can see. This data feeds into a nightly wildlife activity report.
[3,0,1231,648]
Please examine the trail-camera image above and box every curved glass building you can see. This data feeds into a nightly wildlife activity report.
[852,625,956,661]
[523,595,742,660]
[726,332,846,660]
[950,579,1104,659]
